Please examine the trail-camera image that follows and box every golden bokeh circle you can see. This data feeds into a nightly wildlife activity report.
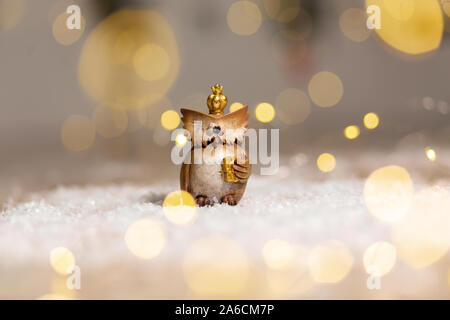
[344,125,360,140]
[61,115,96,152]
[308,71,344,108]
[49,247,76,275]
[125,218,167,260]
[229,102,245,113]
[363,241,397,276]
[366,0,443,55]
[364,165,414,223]
[78,10,179,110]
[163,190,197,226]
[161,110,180,130]
[363,112,379,129]
[392,187,450,269]
[255,102,276,123]
[227,1,262,36]
[316,153,336,173]
[133,43,171,82]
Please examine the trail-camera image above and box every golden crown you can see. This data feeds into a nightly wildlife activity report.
[207,84,228,115]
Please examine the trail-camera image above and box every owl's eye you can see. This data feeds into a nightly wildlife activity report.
[213,126,221,134]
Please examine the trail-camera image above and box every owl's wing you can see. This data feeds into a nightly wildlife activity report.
[217,106,249,143]
[180,108,214,145]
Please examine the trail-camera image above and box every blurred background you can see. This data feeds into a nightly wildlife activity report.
[0,0,449,299]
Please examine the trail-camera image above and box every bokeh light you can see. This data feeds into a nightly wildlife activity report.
[275,88,310,125]
[163,190,197,226]
[52,12,86,46]
[255,102,276,123]
[51,276,77,299]
[363,112,379,129]
[175,133,188,147]
[366,0,444,55]
[364,165,414,223]
[363,241,397,276]
[49,247,76,275]
[425,148,436,162]
[125,218,167,260]
[392,187,450,269]
[229,102,245,113]
[308,240,354,284]
[161,110,180,130]
[93,106,128,138]
[227,1,262,36]
[133,44,171,82]
[344,125,360,140]
[78,10,179,110]
[308,71,344,108]
[316,153,336,173]
[61,115,96,152]
[277,7,300,23]
[0,0,25,30]
[183,236,249,297]
[262,239,295,271]
[339,8,371,42]
[38,294,71,300]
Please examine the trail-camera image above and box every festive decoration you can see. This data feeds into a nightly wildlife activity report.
[180,84,251,206]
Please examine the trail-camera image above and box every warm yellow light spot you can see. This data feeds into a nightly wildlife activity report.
[49,247,76,275]
[227,1,262,36]
[316,153,336,173]
[363,242,397,276]
[163,190,197,226]
[425,148,436,162]
[183,236,249,297]
[339,8,370,42]
[263,0,280,19]
[52,12,86,46]
[175,133,188,147]
[308,240,354,284]
[392,187,450,269]
[133,43,171,82]
[125,218,166,260]
[229,102,245,113]
[366,0,443,55]
[308,71,344,108]
[344,125,360,140]
[262,239,295,271]
[161,110,180,130]
[255,102,276,123]
[276,88,310,125]
[0,0,25,30]
[61,115,96,152]
[93,106,128,138]
[363,112,379,129]
[383,0,415,21]
[78,10,179,110]
[364,165,414,223]
[112,31,137,64]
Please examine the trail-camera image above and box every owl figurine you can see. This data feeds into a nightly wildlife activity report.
[180,84,251,206]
